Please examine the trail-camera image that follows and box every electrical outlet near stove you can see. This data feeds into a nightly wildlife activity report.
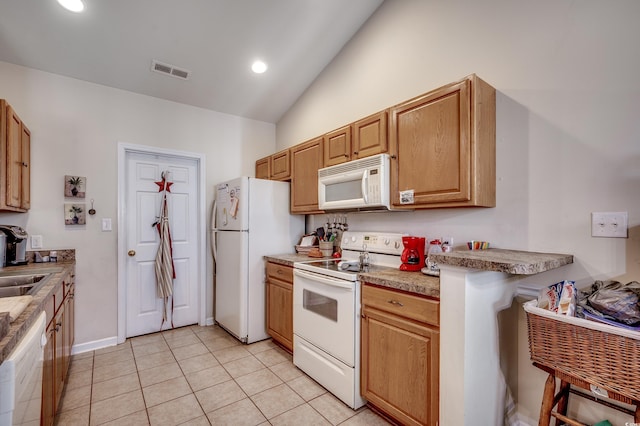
[31,235,43,249]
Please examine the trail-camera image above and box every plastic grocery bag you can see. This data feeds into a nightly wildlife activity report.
[577,280,640,326]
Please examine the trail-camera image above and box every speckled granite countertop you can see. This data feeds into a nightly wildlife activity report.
[265,253,440,298]
[0,257,75,364]
[264,253,322,266]
[359,267,440,298]
[430,248,573,275]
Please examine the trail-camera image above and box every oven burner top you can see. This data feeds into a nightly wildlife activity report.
[294,231,405,280]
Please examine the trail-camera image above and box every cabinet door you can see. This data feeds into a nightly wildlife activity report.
[6,105,24,209]
[353,111,388,160]
[42,324,56,426]
[390,75,495,209]
[290,137,324,214]
[361,306,439,426]
[271,149,291,181]
[323,125,351,167]
[390,79,471,208]
[62,284,75,379]
[266,276,293,352]
[20,123,30,209]
[53,305,65,413]
[255,156,270,179]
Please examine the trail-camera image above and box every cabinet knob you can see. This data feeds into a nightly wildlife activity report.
[353,151,359,155]
[344,154,349,157]
[128,250,136,257]
[387,299,404,307]
[390,155,397,159]
[22,162,28,167]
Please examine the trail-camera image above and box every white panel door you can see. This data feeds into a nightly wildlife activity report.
[125,152,200,337]
[214,230,248,341]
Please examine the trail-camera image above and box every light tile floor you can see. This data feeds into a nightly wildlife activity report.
[55,325,393,425]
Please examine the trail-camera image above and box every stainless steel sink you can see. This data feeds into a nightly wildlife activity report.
[0,274,50,298]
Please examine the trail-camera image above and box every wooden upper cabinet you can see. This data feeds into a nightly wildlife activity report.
[323,125,351,167]
[389,74,495,209]
[255,156,270,179]
[290,137,324,214]
[1,100,31,212]
[353,111,388,160]
[323,112,388,167]
[270,148,291,181]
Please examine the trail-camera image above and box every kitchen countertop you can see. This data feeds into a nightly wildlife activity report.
[266,247,573,298]
[265,253,441,298]
[430,248,573,275]
[0,261,75,364]
[264,253,321,266]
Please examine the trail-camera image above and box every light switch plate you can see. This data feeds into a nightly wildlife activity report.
[101,218,112,232]
[591,212,628,238]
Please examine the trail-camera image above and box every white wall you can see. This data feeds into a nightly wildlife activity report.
[0,61,275,346]
[277,0,640,423]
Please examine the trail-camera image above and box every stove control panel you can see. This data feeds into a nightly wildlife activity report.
[340,231,405,256]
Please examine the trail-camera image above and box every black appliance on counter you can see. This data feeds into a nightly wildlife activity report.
[0,225,28,266]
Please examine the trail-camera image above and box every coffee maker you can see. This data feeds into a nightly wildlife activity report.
[399,236,425,272]
[0,225,28,266]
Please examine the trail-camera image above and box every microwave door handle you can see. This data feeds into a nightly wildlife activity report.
[361,170,368,204]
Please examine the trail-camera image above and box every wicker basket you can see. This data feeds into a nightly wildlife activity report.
[524,300,640,401]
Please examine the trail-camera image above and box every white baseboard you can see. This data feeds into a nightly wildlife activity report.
[71,336,119,355]
[511,412,536,426]
[205,316,215,326]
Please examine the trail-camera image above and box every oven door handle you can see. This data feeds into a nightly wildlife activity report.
[294,269,355,289]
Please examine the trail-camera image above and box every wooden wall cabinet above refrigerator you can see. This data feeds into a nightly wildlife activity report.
[0,99,31,212]
[389,74,496,209]
[255,148,292,181]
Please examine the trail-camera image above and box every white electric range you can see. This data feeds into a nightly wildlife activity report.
[292,231,404,409]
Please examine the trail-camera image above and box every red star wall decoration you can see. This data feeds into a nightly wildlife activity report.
[155,179,173,192]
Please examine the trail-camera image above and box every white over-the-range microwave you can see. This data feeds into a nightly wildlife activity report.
[318,153,392,211]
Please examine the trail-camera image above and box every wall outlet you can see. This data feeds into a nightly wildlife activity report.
[31,235,43,249]
[591,212,628,238]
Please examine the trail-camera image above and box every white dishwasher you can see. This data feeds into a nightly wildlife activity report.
[0,312,47,426]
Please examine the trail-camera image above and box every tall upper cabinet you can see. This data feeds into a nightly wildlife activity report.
[290,137,324,214]
[389,74,495,209]
[0,100,31,212]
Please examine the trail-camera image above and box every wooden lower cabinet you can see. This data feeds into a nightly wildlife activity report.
[265,262,293,352]
[361,284,440,426]
[42,275,75,426]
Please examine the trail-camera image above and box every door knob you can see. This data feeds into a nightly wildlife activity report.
[128,250,136,257]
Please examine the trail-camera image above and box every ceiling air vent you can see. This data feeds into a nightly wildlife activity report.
[151,60,191,80]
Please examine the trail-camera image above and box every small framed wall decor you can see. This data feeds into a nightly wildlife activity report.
[65,203,86,225]
[65,175,86,198]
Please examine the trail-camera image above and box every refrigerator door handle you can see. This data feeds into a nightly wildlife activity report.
[210,200,218,262]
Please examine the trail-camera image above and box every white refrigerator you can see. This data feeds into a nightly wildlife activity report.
[212,177,304,343]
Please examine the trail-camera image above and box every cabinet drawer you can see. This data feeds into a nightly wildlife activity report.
[362,284,439,327]
[266,262,293,283]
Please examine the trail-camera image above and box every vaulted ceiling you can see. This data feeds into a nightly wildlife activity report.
[0,0,383,122]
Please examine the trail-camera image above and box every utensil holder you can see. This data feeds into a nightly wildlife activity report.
[319,241,334,257]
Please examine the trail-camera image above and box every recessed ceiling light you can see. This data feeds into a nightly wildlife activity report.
[57,0,84,13]
[251,60,268,74]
